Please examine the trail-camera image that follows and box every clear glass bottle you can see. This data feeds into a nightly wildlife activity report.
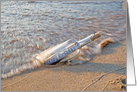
[33,32,101,66]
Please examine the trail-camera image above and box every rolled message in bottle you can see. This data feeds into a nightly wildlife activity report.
[33,39,73,67]
[45,32,101,65]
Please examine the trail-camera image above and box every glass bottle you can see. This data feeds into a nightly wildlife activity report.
[33,32,101,66]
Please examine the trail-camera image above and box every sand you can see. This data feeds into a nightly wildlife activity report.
[1,40,126,91]
[122,1,127,10]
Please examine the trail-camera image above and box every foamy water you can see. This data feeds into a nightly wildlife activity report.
[1,1,126,78]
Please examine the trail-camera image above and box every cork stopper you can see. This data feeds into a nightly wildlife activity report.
[91,32,101,41]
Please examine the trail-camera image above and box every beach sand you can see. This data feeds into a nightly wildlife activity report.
[122,1,127,10]
[1,40,126,91]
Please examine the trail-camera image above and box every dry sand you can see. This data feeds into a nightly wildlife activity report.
[1,40,126,91]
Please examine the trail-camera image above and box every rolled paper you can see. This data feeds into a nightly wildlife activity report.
[45,32,101,65]
[34,39,73,67]
[45,42,80,65]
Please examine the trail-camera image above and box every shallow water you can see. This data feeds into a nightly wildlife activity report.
[1,1,126,76]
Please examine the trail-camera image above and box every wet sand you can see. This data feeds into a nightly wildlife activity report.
[1,40,126,91]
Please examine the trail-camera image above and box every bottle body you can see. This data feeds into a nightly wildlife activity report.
[45,42,80,65]
[33,39,73,67]
[45,32,101,65]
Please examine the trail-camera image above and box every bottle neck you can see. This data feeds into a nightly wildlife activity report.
[77,32,101,47]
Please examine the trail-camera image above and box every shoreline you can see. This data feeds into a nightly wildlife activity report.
[1,40,126,91]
